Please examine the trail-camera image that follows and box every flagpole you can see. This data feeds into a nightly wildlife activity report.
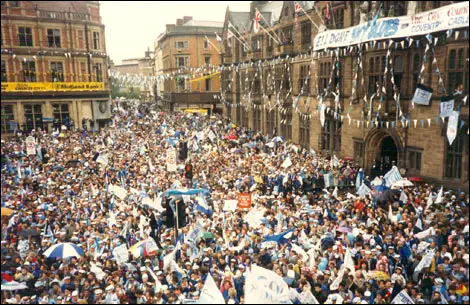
[230,32,251,52]
[329,2,337,29]
[256,10,282,43]
[297,2,321,31]
[259,24,280,45]
[228,24,252,50]
[312,2,328,29]
[204,36,221,54]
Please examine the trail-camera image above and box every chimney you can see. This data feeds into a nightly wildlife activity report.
[183,16,193,24]
[176,18,183,26]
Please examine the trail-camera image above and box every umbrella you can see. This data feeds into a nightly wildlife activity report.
[43,243,84,259]
[129,239,158,258]
[224,135,238,140]
[392,179,414,188]
[272,136,284,143]
[18,229,39,237]
[336,226,352,233]
[1,281,28,291]
[202,232,214,240]
[408,176,423,183]
[1,207,14,217]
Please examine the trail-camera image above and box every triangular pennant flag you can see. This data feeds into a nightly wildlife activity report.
[427,118,431,127]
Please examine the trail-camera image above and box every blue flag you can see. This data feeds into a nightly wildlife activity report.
[263,228,295,245]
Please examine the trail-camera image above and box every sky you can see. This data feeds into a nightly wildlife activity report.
[100,1,251,65]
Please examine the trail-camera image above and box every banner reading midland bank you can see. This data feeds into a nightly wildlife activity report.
[313,1,469,51]
[1,82,105,92]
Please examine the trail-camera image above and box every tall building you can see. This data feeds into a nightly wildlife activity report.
[153,36,164,100]
[157,16,223,113]
[111,49,154,100]
[221,1,469,191]
[1,0,111,133]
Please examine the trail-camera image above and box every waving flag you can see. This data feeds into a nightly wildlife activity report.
[294,2,302,27]
[199,273,226,304]
[227,29,234,47]
[263,228,294,245]
[254,9,261,33]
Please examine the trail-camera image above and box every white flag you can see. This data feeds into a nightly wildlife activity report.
[391,290,415,304]
[435,186,443,204]
[291,244,309,262]
[320,104,326,127]
[281,157,292,168]
[199,273,226,304]
[426,192,434,208]
[300,290,319,304]
[332,186,338,198]
[245,265,290,304]
[447,111,459,145]
[400,191,408,204]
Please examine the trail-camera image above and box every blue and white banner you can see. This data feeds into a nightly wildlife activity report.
[383,166,403,187]
[245,265,290,304]
[313,2,469,51]
[391,290,415,304]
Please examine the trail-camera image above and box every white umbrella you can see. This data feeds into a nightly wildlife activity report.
[43,242,84,259]
[392,179,414,188]
[1,281,28,291]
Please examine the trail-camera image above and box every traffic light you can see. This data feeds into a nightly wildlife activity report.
[185,163,193,180]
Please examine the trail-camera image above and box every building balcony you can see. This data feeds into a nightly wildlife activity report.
[279,42,294,55]
[252,50,263,60]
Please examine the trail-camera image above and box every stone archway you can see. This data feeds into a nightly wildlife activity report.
[364,128,405,176]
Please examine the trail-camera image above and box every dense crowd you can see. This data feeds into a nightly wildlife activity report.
[1,102,468,304]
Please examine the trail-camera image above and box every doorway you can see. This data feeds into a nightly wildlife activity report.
[379,136,398,175]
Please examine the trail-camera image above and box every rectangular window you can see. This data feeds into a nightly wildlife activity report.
[412,53,422,93]
[252,37,262,51]
[252,108,261,131]
[281,111,292,140]
[24,104,43,131]
[266,110,276,136]
[299,116,310,148]
[22,61,36,82]
[18,27,33,46]
[242,108,249,128]
[445,129,464,179]
[175,56,189,68]
[52,104,70,126]
[80,62,87,81]
[368,55,386,96]
[448,47,469,95]
[354,140,364,162]
[318,62,330,94]
[205,74,211,91]
[93,32,100,49]
[408,149,422,171]
[93,63,102,82]
[281,27,293,44]
[51,62,64,82]
[1,60,7,82]
[204,40,210,50]
[321,117,341,153]
[299,65,310,95]
[78,30,84,49]
[175,41,189,50]
[301,22,312,49]
[1,105,15,133]
[204,56,210,65]
[47,29,61,48]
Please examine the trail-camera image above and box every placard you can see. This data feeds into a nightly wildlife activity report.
[237,193,252,209]
[412,84,433,105]
[166,147,177,172]
[25,136,36,155]
[440,96,454,118]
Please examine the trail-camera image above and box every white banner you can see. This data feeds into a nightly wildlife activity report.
[112,244,129,265]
[320,104,325,127]
[300,290,319,304]
[166,147,177,172]
[223,200,238,212]
[447,111,459,145]
[391,290,415,304]
[96,153,109,166]
[383,166,403,187]
[25,136,36,155]
[199,273,226,304]
[313,2,469,51]
[356,183,372,198]
[412,85,433,105]
[245,265,290,304]
[110,184,127,200]
[440,99,455,118]
[281,157,292,169]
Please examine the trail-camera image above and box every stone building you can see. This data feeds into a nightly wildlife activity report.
[220,1,469,190]
[1,1,111,132]
[156,16,223,113]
